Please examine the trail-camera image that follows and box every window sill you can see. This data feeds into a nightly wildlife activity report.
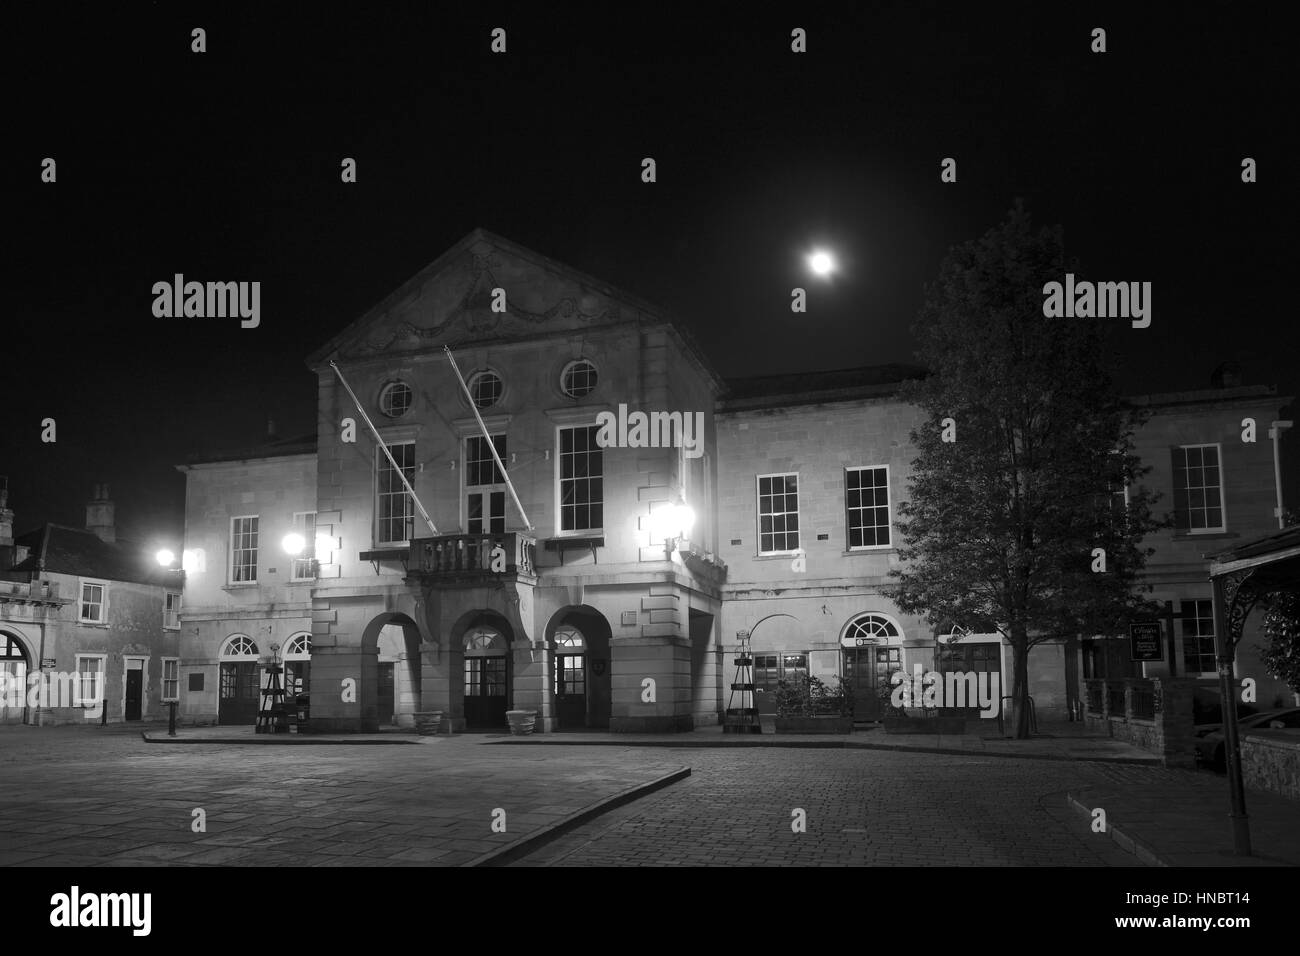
[1171,531,1236,541]
[842,547,895,556]
[544,536,604,550]
[221,584,260,591]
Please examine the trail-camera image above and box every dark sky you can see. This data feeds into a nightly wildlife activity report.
[7,2,1294,553]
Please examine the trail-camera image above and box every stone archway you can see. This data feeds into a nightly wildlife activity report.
[544,606,612,730]
[358,613,422,733]
[0,631,34,725]
[445,610,514,732]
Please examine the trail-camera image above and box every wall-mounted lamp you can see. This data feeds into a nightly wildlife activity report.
[652,496,696,556]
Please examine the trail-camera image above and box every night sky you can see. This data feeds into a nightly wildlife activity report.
[7,3,1293,554]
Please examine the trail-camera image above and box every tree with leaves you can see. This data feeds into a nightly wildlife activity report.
[884,201,1164,738]
[1261,591,1300,701]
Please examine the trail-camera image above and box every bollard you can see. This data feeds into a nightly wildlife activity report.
[168,700,177,737]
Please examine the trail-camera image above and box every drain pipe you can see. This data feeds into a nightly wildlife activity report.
[1269,421,1293,529]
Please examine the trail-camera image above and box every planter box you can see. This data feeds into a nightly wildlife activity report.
[883,716,967,735]
[774,716,853,734]
[505,710,537,736]
[413,711,443,736]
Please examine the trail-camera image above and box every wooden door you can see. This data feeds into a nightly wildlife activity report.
[218,662,259,725]
[125,667,143,721]
[464,656,508,729]
[377,663,395,725]
[555,652,586,729]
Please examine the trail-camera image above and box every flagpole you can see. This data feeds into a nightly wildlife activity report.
[328,361,438,536]
[443,346,534,530]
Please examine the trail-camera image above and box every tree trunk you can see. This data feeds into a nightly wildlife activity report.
[1010,631,1032,739]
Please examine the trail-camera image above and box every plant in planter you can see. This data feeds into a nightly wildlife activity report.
[774,677,853,733]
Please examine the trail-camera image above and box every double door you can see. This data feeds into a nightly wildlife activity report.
[465,656,508,729]
[219,661,260,725]
[843,645,902,720]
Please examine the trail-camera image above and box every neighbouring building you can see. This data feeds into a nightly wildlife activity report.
[0,483,181,725]
[170,229,1295,732]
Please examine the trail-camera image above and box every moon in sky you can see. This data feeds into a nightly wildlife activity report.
[809,250,835,277]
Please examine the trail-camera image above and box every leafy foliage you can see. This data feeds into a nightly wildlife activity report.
[883,201,1165,736]
[775,675,853,717]
[1261,590,1300,696]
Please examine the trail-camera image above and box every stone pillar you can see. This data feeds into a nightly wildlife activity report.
[511,639,553,732]
[304,646,376,732]
[419,642,456,731]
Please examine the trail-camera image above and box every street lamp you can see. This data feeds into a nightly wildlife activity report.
[282,533,305,556]
[155,549,175,567]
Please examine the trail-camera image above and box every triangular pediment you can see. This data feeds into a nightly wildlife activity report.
[307,229,664,366]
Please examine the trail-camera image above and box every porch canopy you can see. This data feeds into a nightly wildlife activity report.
[1207,524,1300,650]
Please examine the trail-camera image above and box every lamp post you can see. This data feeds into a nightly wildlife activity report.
[155,548,184,735]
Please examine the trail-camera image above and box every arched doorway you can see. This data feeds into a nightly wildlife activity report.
[283,632,311,720]
[554,627,587,729]
[0,633,31,725]
[548,608,612,730]
[219,634,260,725]
[462,626,510,730]
[360,614,423,731]
[840,613,904,720]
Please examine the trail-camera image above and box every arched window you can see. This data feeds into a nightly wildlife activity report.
[554,626,586,650]
[283,633,311,659]
[283,633,311,697]
[841,614,902,646]
[220,635,259,659]
[463,628,507,655]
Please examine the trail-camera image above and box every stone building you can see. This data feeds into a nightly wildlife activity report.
[718,368,1295,724]
[172,229,1295,732]
[179,229,726,733]
[0,484,180,725]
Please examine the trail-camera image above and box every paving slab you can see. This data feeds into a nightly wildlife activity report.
[0,726,689,867]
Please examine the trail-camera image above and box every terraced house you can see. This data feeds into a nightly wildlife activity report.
[0,483,180,726]
[172,230,1295,733]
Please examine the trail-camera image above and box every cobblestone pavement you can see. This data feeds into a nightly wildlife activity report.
[508,749,1189,866]
[0,725,685,867]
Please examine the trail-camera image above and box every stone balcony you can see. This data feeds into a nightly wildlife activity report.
[406,532,538,585]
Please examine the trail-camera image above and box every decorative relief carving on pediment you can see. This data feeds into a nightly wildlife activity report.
[345,250,622,357]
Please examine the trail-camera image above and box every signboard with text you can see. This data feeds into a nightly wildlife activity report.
[1129,622,1163,662]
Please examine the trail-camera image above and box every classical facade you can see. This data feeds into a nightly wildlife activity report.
[179,229,725,733]
[0,484,180,725]
[172,229,1295,732]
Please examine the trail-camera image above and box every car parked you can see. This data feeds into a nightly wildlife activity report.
[1193,708,1300,772]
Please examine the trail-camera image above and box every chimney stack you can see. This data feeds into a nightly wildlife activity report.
[1211,361,1243,389]
[0,478,15,571]
[86,483,116,544]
